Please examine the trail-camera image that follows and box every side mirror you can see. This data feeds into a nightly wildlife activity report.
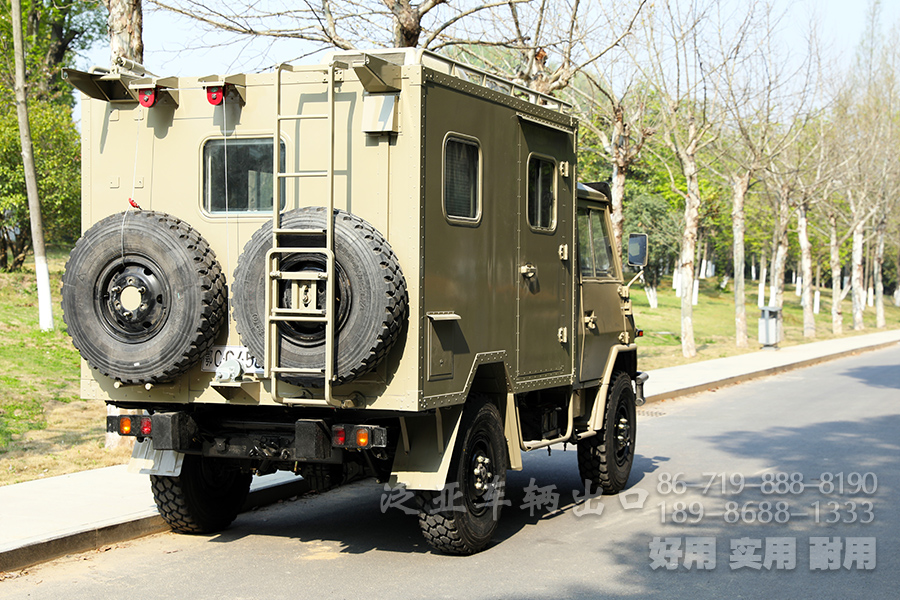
[627,233,648,267]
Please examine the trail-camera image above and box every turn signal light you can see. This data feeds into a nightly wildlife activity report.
[356,428,369,448]
[636,329,644,338]
[118,416,132,435]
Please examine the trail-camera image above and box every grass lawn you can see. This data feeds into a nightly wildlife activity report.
[0,248,132,486]
[633,275,900,370]
[0,251,897,486]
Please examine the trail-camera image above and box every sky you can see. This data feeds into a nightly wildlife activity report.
[77,1,900,78]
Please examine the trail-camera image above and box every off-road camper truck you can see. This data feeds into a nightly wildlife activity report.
[62,49,648,555]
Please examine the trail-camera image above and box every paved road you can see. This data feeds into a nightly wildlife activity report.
[3,346,898,599]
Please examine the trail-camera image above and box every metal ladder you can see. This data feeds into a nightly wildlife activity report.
[265,61,347,405]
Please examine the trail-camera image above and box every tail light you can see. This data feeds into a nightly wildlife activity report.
[331,425,387,449]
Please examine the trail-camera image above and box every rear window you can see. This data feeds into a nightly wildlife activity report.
[203,138,285,213]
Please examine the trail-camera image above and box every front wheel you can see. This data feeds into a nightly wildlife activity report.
[577,372,637,494]
[417,398,508,555]
[150,455,252,534]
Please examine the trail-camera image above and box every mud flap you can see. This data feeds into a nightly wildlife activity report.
[127,438,184,476]
[388,405,464,491]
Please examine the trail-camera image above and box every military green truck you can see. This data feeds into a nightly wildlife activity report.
[62,48,648,555]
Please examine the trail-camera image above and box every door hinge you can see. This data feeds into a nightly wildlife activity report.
[584,311,597,330]
[558,244,569,261]
[618,331,631,344]
[558,327,568,344]
[559,161,570,177]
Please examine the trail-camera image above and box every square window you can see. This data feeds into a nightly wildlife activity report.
[444,137,480,222]
[204,138,285,213]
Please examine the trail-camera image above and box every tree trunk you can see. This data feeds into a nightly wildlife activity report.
[678,155,702,358]
[769,186,790,342]
[102,0,144,64]
[11,0,54,332]
[758,252,767,308]
[874,216,886,328]
[610,162,626,252]
[731,171,749,347]
[797,202,815,338]
[828,213,842,334]
[851,219,866,330]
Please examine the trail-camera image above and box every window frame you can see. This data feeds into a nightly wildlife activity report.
[200,135,286,217]
[526,152,558,233]
[442,132,483,226]
[577,205,617,281]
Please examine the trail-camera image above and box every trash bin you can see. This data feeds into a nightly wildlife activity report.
[758,307,781,347]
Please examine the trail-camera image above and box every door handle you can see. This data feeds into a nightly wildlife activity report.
[520,263,537,279]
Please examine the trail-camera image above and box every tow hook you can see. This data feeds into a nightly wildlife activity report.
[635,372,649,406]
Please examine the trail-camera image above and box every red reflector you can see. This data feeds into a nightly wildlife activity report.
[140,417,152,436]
[207,86,224,105]
[119,416,132,435]
[356,428,369,448]
[333,426,346,446]
[139,87,157,108]
[636,329,644,338]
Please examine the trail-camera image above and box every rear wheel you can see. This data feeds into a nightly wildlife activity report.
[417,398,508,555]
[577,372,636,494]
[150,455,252,534]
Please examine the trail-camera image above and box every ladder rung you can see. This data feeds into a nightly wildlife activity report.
[269,313,327,322]
[272,228,325,235]
[277,113,328,121]
[270,270,327,281]
[277,171,327,179]
[270,366,325,374]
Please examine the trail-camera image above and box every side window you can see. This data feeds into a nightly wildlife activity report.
[576,207,615,278]
[444,136,481,223]
[590,210,614,277]
[527,156,556,231]
[203,138,285,213]
[577,209,594,277]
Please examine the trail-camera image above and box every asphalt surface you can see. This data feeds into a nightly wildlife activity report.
[1,328,899,575]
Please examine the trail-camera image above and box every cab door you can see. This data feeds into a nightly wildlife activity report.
[517,120,574,378]
[577,202,626,382]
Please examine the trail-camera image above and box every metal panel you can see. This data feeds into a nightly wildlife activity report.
[516,121,574,378]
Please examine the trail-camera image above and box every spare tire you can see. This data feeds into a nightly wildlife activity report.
[232,207,407,386]
[61,211,226,384]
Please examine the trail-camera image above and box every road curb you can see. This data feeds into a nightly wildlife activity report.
[0,476,314,573]
[644,339,900,403]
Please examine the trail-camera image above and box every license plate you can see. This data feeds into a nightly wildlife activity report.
[201,345,264,375]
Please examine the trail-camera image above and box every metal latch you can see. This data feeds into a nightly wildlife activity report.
[558,244,569,261]
[520,263,537,279]
[558,327,568,344]
[559,161,570,177]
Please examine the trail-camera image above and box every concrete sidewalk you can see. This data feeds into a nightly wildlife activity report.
[2,329,899,572]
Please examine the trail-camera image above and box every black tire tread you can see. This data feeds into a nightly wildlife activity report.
[232,207,407,385]
[577,371,635,495]
[62,210,226,384]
